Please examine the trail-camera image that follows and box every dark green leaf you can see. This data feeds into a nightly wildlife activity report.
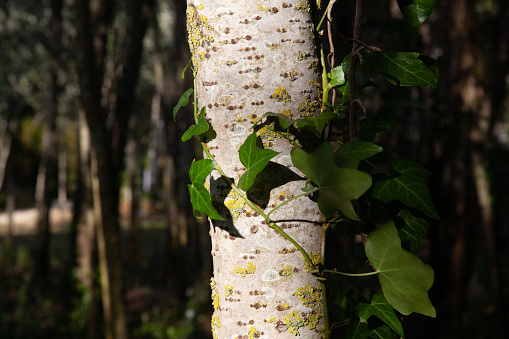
[396,209,429,251]
[238,133,279,191]
[333,139,383,169]
[329,275,353,305]
[365,221,436,317]
[173,88,193,120]
[372,160,439,219]
[397,0,436,27]
[182,107,209,142]
[358,294,404,337]
[359,117,391,141]
[263,112,294,129]
[370,325,393,339]
[295,111,337,137]
[188,159,224,220]
[328,65,346,86]
[367,52,438,88]
[291,143,372,220]
[348,321,371,339]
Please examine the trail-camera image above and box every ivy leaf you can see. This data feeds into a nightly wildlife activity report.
[295,110,337,137]
[263,112,294,129]
[358,293,404,337]
[365,221,436,317]
[173,88,193,120]
[397,0,436,27]
[329,275,353,306]
[365,52,438,88]
[187,159,224,220]
[291,143,372,220]
[182,107,209,142]
[370,325,393,339]
[359,117,391,141]
[372,160,439,220]
[348,321,371,339]
[302,180,318,193]
[328,65,346,86]
[396,209,429,251]
[334,139,383,169]
[238,133,279,191]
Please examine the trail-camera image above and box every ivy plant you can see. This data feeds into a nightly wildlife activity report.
[174,1,439,338]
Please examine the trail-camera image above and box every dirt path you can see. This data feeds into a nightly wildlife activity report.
[0,203,73,236]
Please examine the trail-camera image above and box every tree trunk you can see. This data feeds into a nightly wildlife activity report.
[188,1,325,337]
[75,106,100,339]
[34,0,62,282]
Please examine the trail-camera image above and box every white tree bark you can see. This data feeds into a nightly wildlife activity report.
[187,1,325,338]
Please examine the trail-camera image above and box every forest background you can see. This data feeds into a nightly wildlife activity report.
[1,0,508,338]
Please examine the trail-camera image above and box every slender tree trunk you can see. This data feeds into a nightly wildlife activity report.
[75,106,100,339]
[188,1,325,337]
[127,114,140,258]
[443,0,499,327]
[34,0,62,282]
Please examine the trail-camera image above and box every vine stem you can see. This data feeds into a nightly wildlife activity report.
[200,141,316,271]
[322,269,378,277]
[266,187,319,218]
[321,223,331,339]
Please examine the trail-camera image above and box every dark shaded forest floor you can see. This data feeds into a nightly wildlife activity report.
[0,204,213,339]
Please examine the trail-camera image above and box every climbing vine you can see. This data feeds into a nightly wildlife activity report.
[175,0,438,338]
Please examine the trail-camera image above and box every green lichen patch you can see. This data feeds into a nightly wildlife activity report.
[225,189,254,219]
[279,265,295,281]
[270,86,291,102]
[210,277,219,310]
[234,262,256,277]
[304,252,321,272]
[298,98,320,118]
[282,304,324,335]
[298,50,312,60]
[248,326,261,339]
[283,311,307,335]
[294,0,310,12]
[294,284,322,308]
[186,4,214,73]
[225,283,233,297]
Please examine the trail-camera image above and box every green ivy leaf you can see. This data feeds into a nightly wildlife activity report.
[328,65,346,86]
[238,133,279,191]
[370,325,393,339]
[365,221,436,317]
[329,275,353,306]
[365,52,438,88]
[295,110,337,137]
[396,209,429,251]
[397,0,436,27]
[263,111,338,137]
[372,160,439,220]
[263,112,294,129]
[291,143,372,220]
[359,117,391,141]
[173,88,193,120]
[358,293,404,338]
[187,159,224,220]
[348,321,371,339]
[333,139,383,169]
[182,107,209,142]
